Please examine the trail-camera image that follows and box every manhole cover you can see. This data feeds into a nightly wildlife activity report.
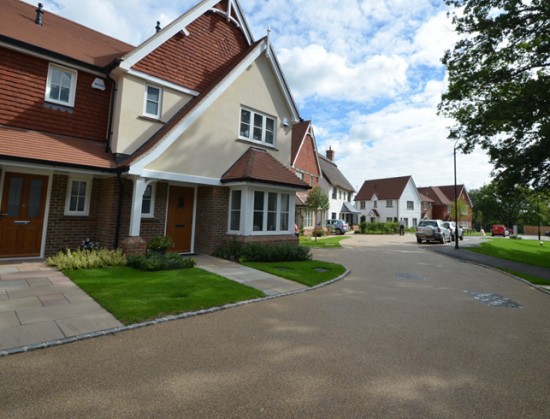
[275,267,290,271]
[395,272,425,280]
[464,291,522,308]
[314,268,329,273]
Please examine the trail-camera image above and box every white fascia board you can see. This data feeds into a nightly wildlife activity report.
[265,44,301,123]
[0,160,112,176]
[138,169,221,186]
[228,0,255,44]
[126,69,199,96]
[129,41,267,175]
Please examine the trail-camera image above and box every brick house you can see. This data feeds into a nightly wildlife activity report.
[0,0,310,259]
[355,176,422,228]
[418,184,473,229]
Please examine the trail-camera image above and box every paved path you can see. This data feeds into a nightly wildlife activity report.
[0,255,307,354]
[1,234,548,417]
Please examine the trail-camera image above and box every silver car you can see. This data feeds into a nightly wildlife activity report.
[443,221,463,241]
[326,219,349,235]
[416,219,451,244]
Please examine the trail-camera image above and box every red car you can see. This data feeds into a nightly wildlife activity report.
[491,225,509,236]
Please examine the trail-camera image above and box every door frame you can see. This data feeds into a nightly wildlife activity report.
[0,166,53,259]
[164,183,197,254]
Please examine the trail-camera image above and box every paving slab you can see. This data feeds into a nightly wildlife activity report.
[0,321,64,350]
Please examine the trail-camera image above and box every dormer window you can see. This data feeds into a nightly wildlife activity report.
[45,63,77,107]
[239,108,276,146]
[144,85,162,118]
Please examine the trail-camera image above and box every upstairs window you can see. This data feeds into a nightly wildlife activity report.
[373,200,378,208]
[239,108,276,146]
[386,200,393,208]
[407,201,414,210]
[144,85,162,118]
[360,201,366,209]
[45,64,77,107]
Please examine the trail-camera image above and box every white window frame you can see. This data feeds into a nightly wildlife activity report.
[360,201,366,209]
[239,107,276,146]
[407,201,414,210]
[64,176,92,216]
[302,210,314,228]
[141,184,155,218]
[45,63,78,107]
[228,189,242,232]
[144,85,162,119]
[386,200,393,208]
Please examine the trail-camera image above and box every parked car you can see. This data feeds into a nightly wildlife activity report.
[416,219,451,244]
[443,221,463,241]
[545,231,550,237]
[326,219,349,235]
[491,225,509,236]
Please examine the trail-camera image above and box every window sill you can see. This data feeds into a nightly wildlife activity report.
[138,115,165,124]
[236,138,278,151]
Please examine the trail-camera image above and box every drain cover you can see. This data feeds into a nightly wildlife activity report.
[464,291,522,308]
[395,272,425,280]
[314,268,329,273]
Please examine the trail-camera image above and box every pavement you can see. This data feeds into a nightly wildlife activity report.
[1,233,548,355]
[0,254,309,355]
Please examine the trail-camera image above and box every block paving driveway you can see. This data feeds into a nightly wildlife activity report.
[1,235,549,417]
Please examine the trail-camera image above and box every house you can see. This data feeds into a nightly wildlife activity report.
[0,0,310,259]
[290,121,322,234]
[417,185,473,229]
[354,175,421,227]
[318,147,358,227]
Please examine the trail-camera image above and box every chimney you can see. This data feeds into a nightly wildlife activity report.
[155,21,161,33]
[35,3,44,26]
[326,146,334,161]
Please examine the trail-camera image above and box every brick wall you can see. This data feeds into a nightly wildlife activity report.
[195,185,230,254]
[0,47,111,141]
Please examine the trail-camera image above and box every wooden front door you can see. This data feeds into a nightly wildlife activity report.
[0,173,48,257]
[166,186,194,253]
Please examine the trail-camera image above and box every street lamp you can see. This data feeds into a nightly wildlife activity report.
[453,141,459,249]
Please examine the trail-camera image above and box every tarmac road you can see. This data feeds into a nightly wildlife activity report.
[1,235,549,418]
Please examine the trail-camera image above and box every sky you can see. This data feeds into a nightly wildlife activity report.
[26,0,495,192]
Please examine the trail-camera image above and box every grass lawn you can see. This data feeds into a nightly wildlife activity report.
[299,235,350,248]
[498,268,550,287]
[242,260,346,287]
[65,266,265,325]
[465,238,550,269]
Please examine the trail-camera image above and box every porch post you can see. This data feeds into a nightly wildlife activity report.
[129,177,147,237]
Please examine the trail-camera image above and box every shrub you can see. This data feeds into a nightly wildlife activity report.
[47,248,127,270]
[312,227,325,237]
[357,222,399,234]
[127,253,196,271]
[147,235,175,252]
[213,240,311,262]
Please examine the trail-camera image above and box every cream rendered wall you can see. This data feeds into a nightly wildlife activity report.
[110,74,192,155]
[146,55,295,179]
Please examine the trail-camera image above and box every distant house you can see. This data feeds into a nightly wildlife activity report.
[417,185,473,229]
[355,176,421,227]
[318,148,359,226]
[0,0,310,258]
[290,121,322,234]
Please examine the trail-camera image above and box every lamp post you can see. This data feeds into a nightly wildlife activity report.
[453,141,459,249]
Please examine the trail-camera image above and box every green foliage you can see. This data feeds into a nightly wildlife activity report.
[147,235,175,251]
[213,239,311,262]
[299,236,349,248]
[439,0,550,190]
[127,253,196,271]
[312,227,325,237]
[46,248,127,270]
[357,222,399,234]
[466,238,550,269]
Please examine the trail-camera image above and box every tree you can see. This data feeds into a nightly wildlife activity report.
[305,186,330,240]
[439,0,550,191]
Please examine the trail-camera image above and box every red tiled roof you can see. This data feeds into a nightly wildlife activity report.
[0,125,116,169]
[355,176,411,201]
[1,0,134,68]
[291,121,310,164]
[418,186,452,205]
[221,147,309,189]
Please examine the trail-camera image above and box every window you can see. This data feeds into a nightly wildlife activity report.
[348,192,352,202]
[303,210,314,228]
[141,184,155,218]
[252,191,290,232]
[360,201,366,209]
[413,218,418,227]
[373,200,378,208]
[386,217,393,222]
[296,171,304,181]
[239,108,276,145]
[332,187,337,199]
[332,212,337,219]
[144,85,162,118]
[422,202,428,210]
[45,63,77,107]
[230,190,242,231]
[461,206,469,216]
[407,201,414,210]
[386,200,393,208]
[65,177,91,216]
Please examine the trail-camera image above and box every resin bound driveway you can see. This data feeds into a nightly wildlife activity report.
[1,235,549,417]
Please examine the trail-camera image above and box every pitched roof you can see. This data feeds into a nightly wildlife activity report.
[417,186,451,205]
[318,154,355,192]
[221,147,309,189]
[1,0,134,69]
[291,121,310,164]
[0,125,116,170]
[355,175,412,201]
